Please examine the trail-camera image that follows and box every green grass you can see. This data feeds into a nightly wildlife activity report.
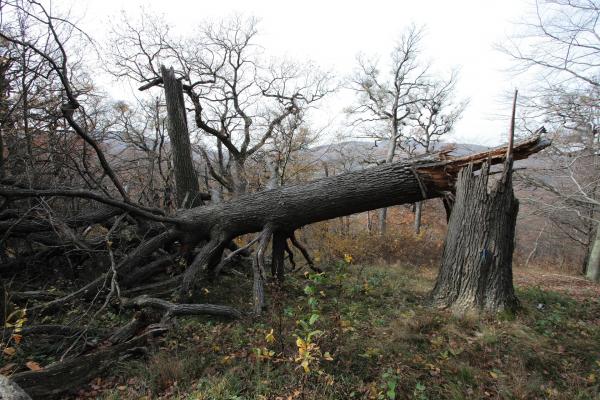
[92,264,599,399]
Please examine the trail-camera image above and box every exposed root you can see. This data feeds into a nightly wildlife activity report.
[213,235,260,277]
[180,234,228,299]
[289,231,322,273]
[271,231,286,282]
[29,230,179,312]
[285,240,297,271]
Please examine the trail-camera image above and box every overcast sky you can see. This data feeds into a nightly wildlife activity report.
[78,0,534,145]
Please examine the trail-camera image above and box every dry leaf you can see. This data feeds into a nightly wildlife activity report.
[26,361,42,371]
[3,347,16,356]
[0,363,17,375]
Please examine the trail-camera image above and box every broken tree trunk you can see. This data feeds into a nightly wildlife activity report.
[430,90,521,314]
[429,162,520,313]
[161,65,202,208]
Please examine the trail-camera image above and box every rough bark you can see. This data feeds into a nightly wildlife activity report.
[161,65,202,209]
[180,236,228,298]
[121,255,174,287]
[378,207,388,235]
[414,201,423,234]
[585,224,600,282]
[429,162,520,313]
[176,135,549,239]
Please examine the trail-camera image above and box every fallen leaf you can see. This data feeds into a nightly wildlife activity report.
[26,361,42,371]
[0,363,17,375]
[3,347,16,356]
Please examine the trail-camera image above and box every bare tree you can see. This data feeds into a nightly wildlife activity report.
[346,25,430,233]
[408,73,468,234]
[109,15,333,197]
[501,0,600,280]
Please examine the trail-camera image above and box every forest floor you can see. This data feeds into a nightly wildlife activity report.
[34,263,600,399]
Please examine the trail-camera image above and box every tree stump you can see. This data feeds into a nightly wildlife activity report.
[430,162,520,314]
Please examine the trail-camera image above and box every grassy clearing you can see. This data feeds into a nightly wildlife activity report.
[87,263,599,400]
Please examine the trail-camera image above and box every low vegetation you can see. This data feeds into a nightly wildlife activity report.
[62,261,599,400]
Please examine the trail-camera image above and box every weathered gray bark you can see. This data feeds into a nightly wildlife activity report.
[378,207,388,235]
[122,295,241,319]
[252,227,272,315]
[429,162,520,313]
[414,201,423,234]
[161,66,202,208]
[378,123,399,235]
[585,224,600,282]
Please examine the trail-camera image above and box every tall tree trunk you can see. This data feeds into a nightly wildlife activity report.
[231,157,248,196]
[429,162,520,314]
[586,224,600,282]
[379,207,387,234]
[378,120,399,235]
[414,201,423,234]
[161,65,202,208]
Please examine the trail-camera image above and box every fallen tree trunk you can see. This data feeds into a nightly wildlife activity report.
[173,134,550,294]
[0,134,550,302]
[176,134,549,237]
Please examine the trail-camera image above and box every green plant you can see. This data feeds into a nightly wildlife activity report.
[413,382,428,400]
[380,369,399,399]
[293,272,333,374]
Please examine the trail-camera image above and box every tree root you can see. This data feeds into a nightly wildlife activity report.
[180,235,228,298]
[289,231,322,273]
